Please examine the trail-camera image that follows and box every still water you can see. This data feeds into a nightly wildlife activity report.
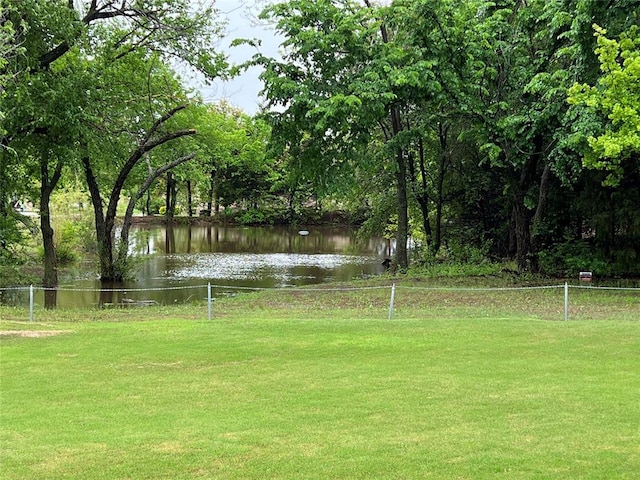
[6,225,393,308]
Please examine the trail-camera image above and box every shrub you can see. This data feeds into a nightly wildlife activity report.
[51,217,94,265]
[409,241,502,277]
[538,240,612,277]
[236,208,275,225]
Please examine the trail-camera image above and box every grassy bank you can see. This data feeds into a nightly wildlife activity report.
[1,285,639,479]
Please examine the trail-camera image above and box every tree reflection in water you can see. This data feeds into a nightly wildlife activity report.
[11,225,392,308]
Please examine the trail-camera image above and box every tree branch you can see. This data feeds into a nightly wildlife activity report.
[39,0,138,69]
[142,105,189,145]
[105,104,196,230]
[7,208,39,236]
[124,152,197,226]
[117,153,197,264]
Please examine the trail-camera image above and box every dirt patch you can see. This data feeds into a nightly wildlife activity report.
[0,330,72,338]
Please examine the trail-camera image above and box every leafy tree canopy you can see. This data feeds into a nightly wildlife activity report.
[568,25,640,186]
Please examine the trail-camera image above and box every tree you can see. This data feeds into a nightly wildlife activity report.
[189,102,271,217]
[252,0,447,269]
[450,0,572,271]
[1,0,90,287]
[568,25,640,186]
[0,2,19,128]
[0,2,36,274]
[83,98,198,281]
[1,0,228,284]
[383,0,483,257]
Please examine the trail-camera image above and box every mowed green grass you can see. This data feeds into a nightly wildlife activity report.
[1,286,639,479]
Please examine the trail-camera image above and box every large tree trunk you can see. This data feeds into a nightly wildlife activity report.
[39,157,63,291]
[390,104,409,270]
[83,156,115,281]
[512,190,531,272]
[40,201,57,287]
[395,146,409,270]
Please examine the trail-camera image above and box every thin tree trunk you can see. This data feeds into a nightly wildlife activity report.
[145,154,153,215]
[208,169,215,216]
[170,178,178,218]
[213,170,221,214]
[511,137,543,272]
[186,180,193,217]
[165,171,174,222]
[433,153,446,255]
[408,142,433,252]
[433,123,450,255]
[530,161,552,272]
[434,200,443,256]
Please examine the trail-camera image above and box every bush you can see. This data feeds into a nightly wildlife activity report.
[538,240,612,277]
[48,217,95,265]
[409,241,502,277]
[159,205,182,216]
[235,208,277,225]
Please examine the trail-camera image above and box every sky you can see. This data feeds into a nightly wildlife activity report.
[185,0,283,115]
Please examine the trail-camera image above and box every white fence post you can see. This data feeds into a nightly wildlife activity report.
[388,283,396,320]
[207,283,212,321]
[564,282,569,321]
[29,284,34,322]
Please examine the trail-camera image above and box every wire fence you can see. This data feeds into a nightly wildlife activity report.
[1,282,638,323]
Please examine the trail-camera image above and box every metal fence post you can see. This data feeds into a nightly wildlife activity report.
[207,282,212,321]
[564,282,569,321]
[29,284,34,322]
[388,283,396,320]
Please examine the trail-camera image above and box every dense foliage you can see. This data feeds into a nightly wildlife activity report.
[1,0,639,287]
[251,0,640,276]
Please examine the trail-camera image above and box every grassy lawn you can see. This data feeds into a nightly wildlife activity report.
[1,284,639,479]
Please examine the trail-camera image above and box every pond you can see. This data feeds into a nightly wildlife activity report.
[4,224,394,308]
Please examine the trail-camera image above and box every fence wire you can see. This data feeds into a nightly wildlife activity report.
[3,283,638,293]
[1,282,638,323]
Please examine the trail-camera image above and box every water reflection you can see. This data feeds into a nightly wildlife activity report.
[5,225,392,308]
[129,225,382,256]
